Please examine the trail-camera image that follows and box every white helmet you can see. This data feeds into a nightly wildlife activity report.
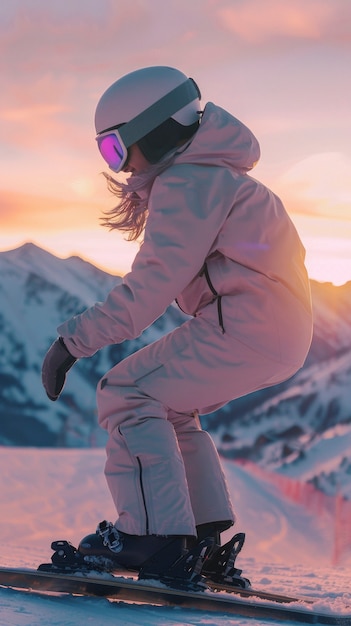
[95,66,201,170]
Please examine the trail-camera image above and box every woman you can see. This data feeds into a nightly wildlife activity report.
[42,66,313,582]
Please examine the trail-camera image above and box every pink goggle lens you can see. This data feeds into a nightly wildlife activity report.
[97,133,126,172]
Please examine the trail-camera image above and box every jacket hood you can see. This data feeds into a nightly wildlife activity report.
[175,102,260,174]
[118,103,260,205]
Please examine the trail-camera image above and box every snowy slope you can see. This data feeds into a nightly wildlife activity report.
[0,447,350,625]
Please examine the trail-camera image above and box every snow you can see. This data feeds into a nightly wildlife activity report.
[1,243,121,307]
[0,447,350,625]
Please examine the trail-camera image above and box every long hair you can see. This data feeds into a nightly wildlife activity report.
[100,144,188,241]
[100,173,149,241]
[100,119,200,241]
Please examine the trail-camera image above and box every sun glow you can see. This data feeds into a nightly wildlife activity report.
[0,1,350,287]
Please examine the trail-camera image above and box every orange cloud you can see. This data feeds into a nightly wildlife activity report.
[0,189,102,232]
[275,153,351,220]
[1,104,68,123]
[217,0,349,44]
[0,69,85,153]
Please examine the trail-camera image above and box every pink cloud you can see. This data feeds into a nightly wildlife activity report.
[0,68,91,152]
[0,3,149,76]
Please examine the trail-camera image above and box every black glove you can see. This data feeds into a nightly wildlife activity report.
[42,337,77,401]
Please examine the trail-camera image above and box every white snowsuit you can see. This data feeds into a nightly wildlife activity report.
[58,103,313,537]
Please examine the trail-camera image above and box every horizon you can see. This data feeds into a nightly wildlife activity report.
[2,239,351,288]
[1,1,350,286]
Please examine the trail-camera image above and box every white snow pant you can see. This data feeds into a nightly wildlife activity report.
[97,308,301,536]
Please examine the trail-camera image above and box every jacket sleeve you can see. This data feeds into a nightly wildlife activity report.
[58,165,233,357]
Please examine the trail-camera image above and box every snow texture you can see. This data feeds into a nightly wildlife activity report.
[0,447,350,625]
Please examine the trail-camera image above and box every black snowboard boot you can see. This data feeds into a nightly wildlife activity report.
[78,520,212,591]
[79,520,186,571]
[195,519,234,545]
[39,521,214,590]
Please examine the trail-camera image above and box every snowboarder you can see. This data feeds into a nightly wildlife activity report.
[42,66,313,578]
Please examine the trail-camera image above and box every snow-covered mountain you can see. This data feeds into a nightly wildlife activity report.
[1,243,351,499]
[211,350,351,498]
[0,243,186,447]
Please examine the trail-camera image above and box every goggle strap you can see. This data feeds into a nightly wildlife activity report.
[118,79,199,148]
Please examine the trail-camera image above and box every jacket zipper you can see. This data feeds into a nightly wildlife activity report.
[200,262,226,334]
[136,457,149,535]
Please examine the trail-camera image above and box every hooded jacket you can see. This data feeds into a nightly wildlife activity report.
[58,103,313,367]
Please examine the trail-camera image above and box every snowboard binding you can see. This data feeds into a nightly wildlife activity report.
[38,536,214,592]
[202,532,251,589]
[38,540,108,573]
[38,530,250,592]
[139,536,214,592]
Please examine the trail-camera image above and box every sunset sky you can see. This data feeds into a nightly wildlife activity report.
[1,0,350,285]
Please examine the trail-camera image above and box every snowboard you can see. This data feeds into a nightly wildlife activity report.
[0,565,350,624]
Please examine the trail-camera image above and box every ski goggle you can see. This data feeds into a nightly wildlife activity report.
[96,126,128,173]
[95,78,200,173]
